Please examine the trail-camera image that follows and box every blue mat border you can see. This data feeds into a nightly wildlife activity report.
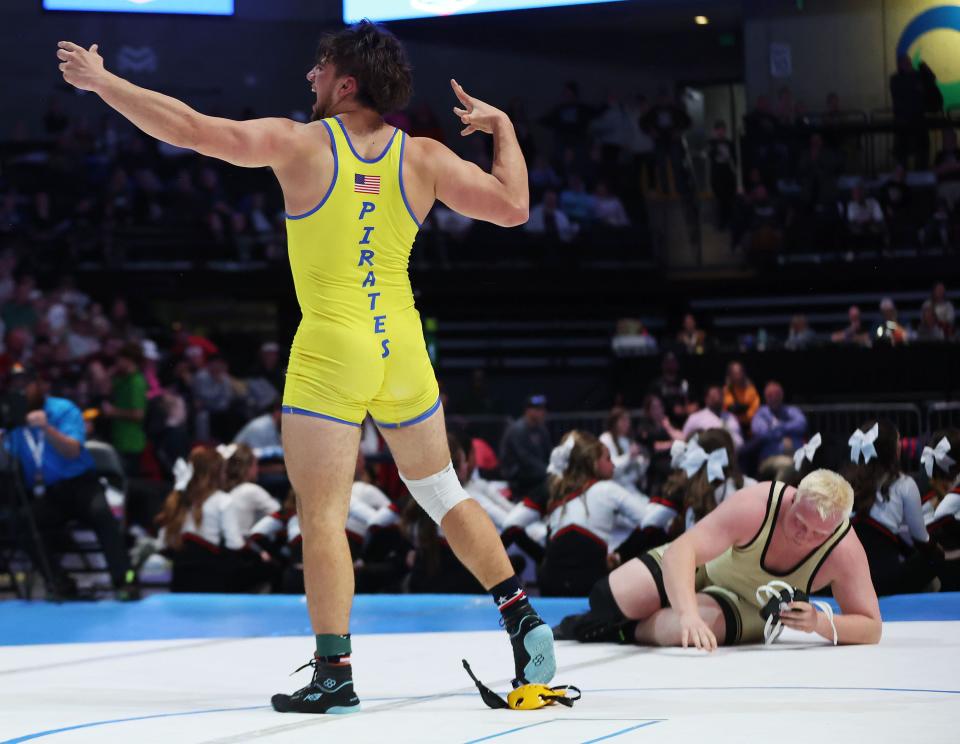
[0,592,958,647]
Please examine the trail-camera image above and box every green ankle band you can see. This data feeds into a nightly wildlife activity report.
[315,634,351,657]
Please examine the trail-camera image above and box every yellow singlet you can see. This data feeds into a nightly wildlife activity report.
[281,116,439,428]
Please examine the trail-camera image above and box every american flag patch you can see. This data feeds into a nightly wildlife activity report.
[354,174,381,194]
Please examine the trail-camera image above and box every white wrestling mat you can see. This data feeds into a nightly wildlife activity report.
[2,622,957,743]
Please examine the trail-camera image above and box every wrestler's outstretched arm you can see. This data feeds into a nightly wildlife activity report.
[780,537,882,645]
[57,41,301,169]
[661,483,768,651]
[416,80,528,228]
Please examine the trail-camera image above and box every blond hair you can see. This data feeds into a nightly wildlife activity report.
[796,469,853,519]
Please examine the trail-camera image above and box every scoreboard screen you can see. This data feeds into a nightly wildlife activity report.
[343,0,626,23]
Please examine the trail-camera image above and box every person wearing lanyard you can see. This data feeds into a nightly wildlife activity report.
[4,366,134,598]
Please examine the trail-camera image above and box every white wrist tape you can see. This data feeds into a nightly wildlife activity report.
[400,461,471,525]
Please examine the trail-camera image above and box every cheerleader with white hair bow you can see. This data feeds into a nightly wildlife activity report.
[844,420,939,596]
[536,431,649,597]
[156,446,244,592]
[636,429,755,546]
[923,430,960,558]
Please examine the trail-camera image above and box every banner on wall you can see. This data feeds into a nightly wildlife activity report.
[884,1,960,110]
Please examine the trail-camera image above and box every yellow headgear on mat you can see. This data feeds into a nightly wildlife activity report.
[462,659,581,711]
[507,683,580,710]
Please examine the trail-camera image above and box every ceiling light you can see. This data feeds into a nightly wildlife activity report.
[695,15,709,25]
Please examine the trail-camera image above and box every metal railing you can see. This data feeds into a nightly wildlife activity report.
[460,401,946,448]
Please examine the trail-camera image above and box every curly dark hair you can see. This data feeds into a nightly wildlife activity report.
[316,19,413,115]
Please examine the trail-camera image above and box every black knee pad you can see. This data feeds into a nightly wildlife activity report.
[587,576,625,623]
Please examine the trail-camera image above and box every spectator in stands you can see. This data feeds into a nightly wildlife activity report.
[707,120,737,229]
[559,175,595,226]
[2,277,38,333]
[682,385,743,450]
[156,446,243,592]
[499,394,552,501]
[797,133,840,212]
[528,155,562,197]
[875,297,910,346]
[628,94,656,192]
[222,443,280,536]
[737,182,784,264]
[878,164,914,247]
[234,402,282,451]
[831,305,872,348]
[592,181,630,228]
[845,420,939,596]
[676,313,705,354]
[5,366,133,597]
[934,128,960,210]
[846,183,886,252]
[590,92,633,182]
[647,351,695,428]
[634,394,684,496]
[891,54,929,169]
[101,342,147,477]
[599,406,647,494]
[743,95,784,184]
[611,318,658,356]
[929,281,955,336]
[785,313,816,351]
[641,87,692,195]
[192,354,241,442]
[525,190,577,243]
[750,381,807,465]
[916,301,946,342]
[538,81,599,158]
[723,361,760,431]
[539,431,648,596]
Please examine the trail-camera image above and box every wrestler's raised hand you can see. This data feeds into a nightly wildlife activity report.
[679,610,718,652]
[451,79,507,137]
[57,41,108,93]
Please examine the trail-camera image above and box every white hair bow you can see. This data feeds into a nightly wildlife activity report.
[920,436,955,478]
[670,435,697,469]
[849,423,879,465]
[793,432,823,471]
[173,458,194,491]
[216,443,238,460]
[681,441,728,482]
[547,435,576,477]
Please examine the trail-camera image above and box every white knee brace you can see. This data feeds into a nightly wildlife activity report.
[400,462,470,525]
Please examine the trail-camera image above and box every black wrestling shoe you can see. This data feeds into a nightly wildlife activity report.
[553,612,633,644]
[503,604,556,687]
[271,656,361,714]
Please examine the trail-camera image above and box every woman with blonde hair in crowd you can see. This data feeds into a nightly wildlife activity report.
[538,431,648,597]
[156,446,243,592]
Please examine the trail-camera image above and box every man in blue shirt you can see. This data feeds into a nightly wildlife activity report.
[750,381,808,463]
[4,367,132,595]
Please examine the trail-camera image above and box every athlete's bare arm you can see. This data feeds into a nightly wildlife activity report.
[57,41,305,170]
[411,80,528,228]
[661,483,769,650]
[787,535,882,644]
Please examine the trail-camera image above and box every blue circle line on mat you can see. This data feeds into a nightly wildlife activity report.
[4,686,959,743]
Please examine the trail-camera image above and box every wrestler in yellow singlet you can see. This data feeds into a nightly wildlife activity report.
[282,116,440,428]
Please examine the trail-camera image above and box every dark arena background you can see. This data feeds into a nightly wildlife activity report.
[0,1,959,741]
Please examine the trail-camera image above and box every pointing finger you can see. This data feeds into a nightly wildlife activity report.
[90,43,99,54]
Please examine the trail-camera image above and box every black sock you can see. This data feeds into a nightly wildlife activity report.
[491,576,530,616]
